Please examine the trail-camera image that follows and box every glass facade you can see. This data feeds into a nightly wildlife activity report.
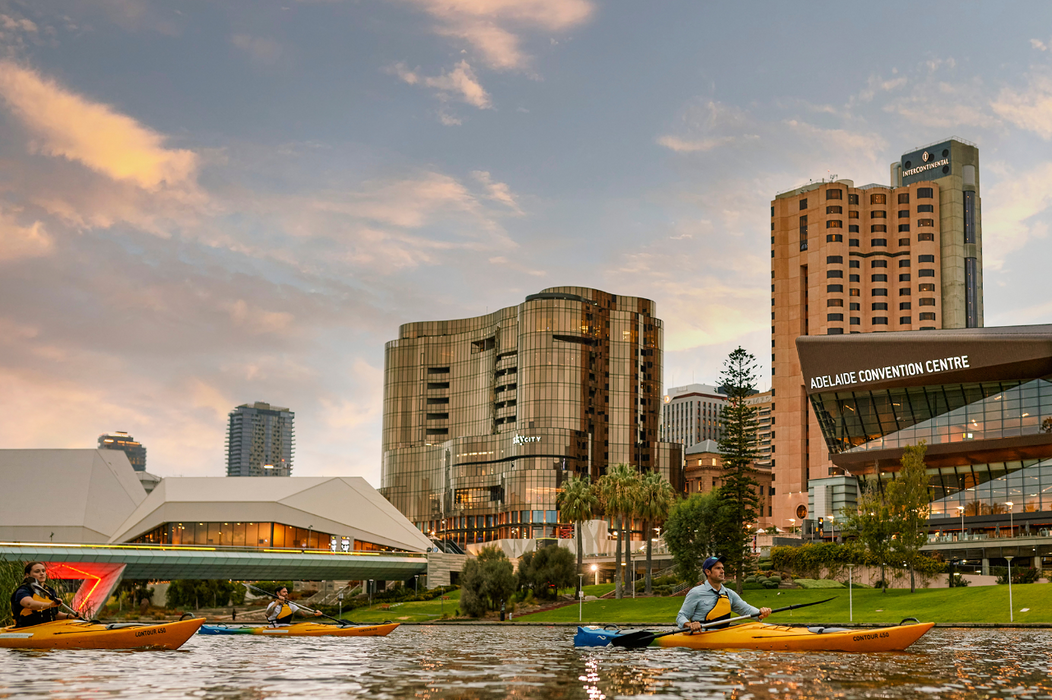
[129,521,403,552]
[380,287,683,546]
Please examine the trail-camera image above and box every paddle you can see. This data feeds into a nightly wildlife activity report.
[242,583,354,627]
[29,581,94,623]
[611,597,837,649]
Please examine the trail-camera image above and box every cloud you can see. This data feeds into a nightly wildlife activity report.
[992,70,1052,139]
[0,61,198,190]
[390,60,491,109]
[472,170,521,212]
[657,135,738,153]
[231,33,284,65]
[0,208,52,262]
[223,299,296,335]
[981,160,1052,270]
[401,0,595,71]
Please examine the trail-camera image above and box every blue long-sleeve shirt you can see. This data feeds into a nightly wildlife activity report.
[676,581,760,628]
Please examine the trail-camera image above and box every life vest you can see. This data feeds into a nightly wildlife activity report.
[704,589,733,629]
[268,602,295,625]
[11,584,59,628]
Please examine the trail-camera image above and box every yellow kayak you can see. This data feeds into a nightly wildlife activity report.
[0,617,204,650]
[199,621,399,637]
[654,621,934,652]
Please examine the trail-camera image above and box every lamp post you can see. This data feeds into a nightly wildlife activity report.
[846,564,854,622]
[956,505,965,541]
[591,563,598,586]
[579,573,584,622]
[827,515,836,542]
[1005,501,1014,538]
[1006,555,1015,622]
[307,524,314,550]
[788,518,796,535]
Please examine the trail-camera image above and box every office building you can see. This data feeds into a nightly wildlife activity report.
[683,440,773,526]
[660,384,726,449]
[746,390,773,469]
[98,431,147,471]
[770,138,982,527]
[226,402,295,477]
[380,286,684,546]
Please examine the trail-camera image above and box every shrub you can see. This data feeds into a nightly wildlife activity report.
[517,546,576,601]
[762,579,780,589]
[461,547,516,617]
[793,578,846,589]
[767,574,782,583]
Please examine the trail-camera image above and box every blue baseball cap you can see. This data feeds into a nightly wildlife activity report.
[701,556,726,572]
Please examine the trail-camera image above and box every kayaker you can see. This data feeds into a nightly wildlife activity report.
[11,561,79,628]
[676,556,771,632]
[266,586,322,626]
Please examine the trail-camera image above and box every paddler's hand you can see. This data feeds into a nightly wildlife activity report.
[314,610,322,617]
[687,621,702,634]
[757,607,772,620]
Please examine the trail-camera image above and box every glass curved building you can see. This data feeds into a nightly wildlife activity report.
[380,286,683,546]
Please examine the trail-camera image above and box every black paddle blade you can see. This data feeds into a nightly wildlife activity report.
[611,630,658,649]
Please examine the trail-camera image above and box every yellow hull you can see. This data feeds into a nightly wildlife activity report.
[0,618,204,650]
[654,621,934,652]
[240,622,399,637]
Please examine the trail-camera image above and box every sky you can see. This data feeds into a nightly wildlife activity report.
[1,1,1051,486]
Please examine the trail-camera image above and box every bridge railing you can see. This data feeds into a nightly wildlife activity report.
[0,541,428,558]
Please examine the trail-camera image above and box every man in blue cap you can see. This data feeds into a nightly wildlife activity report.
[676,555,771,632]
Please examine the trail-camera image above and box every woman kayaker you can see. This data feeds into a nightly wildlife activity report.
[676,556,771,632]
[11,562,79,628]
[266,586,322,626]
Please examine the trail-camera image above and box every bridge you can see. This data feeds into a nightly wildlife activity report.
[0,541,428,614]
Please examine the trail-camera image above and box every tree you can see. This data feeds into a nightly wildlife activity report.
[596,463,641,599]
[886,442,933,593]
[637,470,676,594]
[664,490,727,584]
[843,479,896,593]
[165,580,246,609]
[460,546,516,617]
[557,473,599,595]
[0,557,22,626]
[716,346,762,593]
[517,545,576,600]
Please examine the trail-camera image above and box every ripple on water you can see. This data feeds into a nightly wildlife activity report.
[1,627,1050,699]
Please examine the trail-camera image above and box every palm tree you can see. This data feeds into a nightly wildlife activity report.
[597,463,641,599]
[558,473,599,596]
[637,471,676,594]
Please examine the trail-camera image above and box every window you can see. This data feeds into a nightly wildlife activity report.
[827,313,844,322]
[898,224,910,232]
[898,238,910,246]
[918,254,935,262]
[848,193,859,204]
[897,193,910,204]
[828,328,844,335]
[899,316,911,324]
[873,317,888,325]
[871,210,887,219]
[826,220,843,228]
[848,260,859,268]
[918,233,935,241]
[826,189,842,200]
[871,238,887,246]
[827,299,844,307]
[850,289,861,297]
[872,288,888,296]
[919,297,936,306]
[918,219,935,227]
[871,225,887,232]
[919,312,936,320]
[870,260,887,268]
[800,198,808,210]
[899,302,911,310]
[827,270,843,278]
[917,187,933,199]
[827,284,843,293]
[826,205,842,214]
[850,317,861,325]
[899,288,911,296]
[870,193,887,204]
[849,274,860,282]
[899,273,911,281]
[919,269,935,277]
[850,302,860,311]
[826,234,843,242]
[898,259,910,267]
[849,225,860,233]
[898,210,910,218]
[871,302,888,311]
[826,255,843,264]
[918,204,934,213]
[849,238,860,246]
[849,210,859,219]
[427,382,450,389]
[872,274,887,282]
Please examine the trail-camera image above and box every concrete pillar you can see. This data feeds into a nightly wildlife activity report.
[981,558,990,576]
[1035,555,1042,574]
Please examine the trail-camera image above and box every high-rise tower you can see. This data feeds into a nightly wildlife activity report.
[770,138,982,528]
[97,431,147,471]
[226,402,295,477]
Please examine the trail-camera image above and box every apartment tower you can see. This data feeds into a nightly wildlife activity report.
[97,431,147,471]
[226,402,295,477]
[770,138,982,528]
[380,286,684,546]
[660,383,727,451]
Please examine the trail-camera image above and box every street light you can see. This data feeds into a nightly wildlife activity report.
[1005,501,1014,538]
[846,564,854,622]
[827,515,836,542]
[956,505,965,540]
[591,563,598,586]
[1006,555,1015,622]
[579,573,584,622]
[788,518,796,534]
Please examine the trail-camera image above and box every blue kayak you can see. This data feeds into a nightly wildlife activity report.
[574,625,628,647]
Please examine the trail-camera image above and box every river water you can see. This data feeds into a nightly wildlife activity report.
[1,626,1050,699]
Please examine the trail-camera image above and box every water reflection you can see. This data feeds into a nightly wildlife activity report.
[0,626,1049,699]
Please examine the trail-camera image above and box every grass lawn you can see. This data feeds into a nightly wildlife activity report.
[520,583,1052,625]
[340,589,463,623]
